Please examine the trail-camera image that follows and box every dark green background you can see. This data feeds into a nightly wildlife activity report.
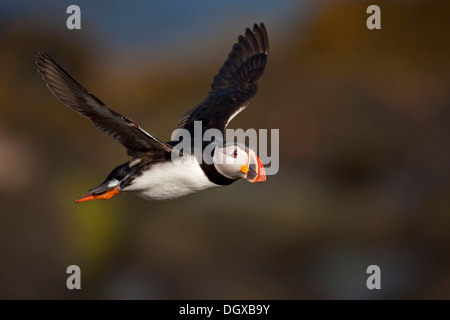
[0,0,448,299]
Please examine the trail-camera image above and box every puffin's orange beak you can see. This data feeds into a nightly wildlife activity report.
[75,186,120,203]
[246,150,266,183]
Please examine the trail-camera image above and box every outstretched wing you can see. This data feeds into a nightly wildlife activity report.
[177,23,269,134]
[36,52,172,157]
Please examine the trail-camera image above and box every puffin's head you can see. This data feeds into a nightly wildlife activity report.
[213,143,266,182]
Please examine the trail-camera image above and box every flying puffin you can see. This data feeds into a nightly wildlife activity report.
[36,23,268,202]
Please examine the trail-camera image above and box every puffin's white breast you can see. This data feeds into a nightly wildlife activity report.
[121,157,219,200]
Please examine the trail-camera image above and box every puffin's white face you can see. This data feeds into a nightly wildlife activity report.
[213,144,266,182]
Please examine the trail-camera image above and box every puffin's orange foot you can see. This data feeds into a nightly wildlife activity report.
[75,186,120,203]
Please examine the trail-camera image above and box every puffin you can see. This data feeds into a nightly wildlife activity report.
[36,23,269,202]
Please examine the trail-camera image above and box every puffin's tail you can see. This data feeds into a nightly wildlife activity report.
[75,181,120,203]
[75,162,131,203]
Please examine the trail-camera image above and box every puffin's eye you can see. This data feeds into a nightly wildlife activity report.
[232,149,238,158]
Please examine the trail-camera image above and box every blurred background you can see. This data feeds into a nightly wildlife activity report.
[0,0,449,299]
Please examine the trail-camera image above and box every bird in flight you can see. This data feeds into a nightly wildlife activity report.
[36,23,269,202]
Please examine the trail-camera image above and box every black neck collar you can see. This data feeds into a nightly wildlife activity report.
[199,163,236,186]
